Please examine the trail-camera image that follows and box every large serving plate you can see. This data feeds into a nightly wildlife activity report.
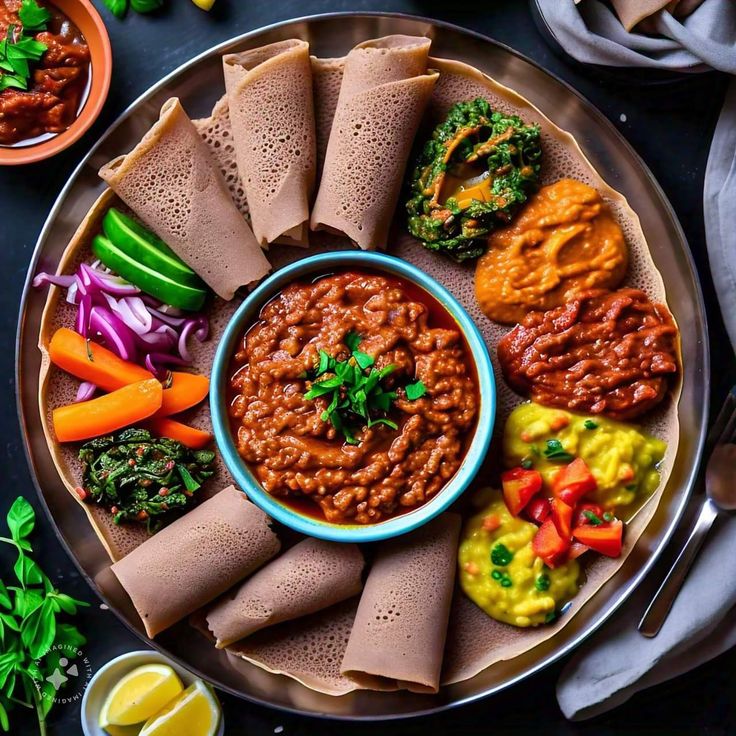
[16,12,709,720]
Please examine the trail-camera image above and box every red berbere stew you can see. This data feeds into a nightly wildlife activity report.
[0,0,90,146]
[229,271,479,525]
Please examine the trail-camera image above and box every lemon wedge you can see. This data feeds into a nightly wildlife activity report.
[190,0,216,10]
[139,680,221,736]
[100,664,184,729]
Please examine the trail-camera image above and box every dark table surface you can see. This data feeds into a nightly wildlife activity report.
[2,1,736,734]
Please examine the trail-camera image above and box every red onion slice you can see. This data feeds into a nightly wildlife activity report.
[32,273,76,290]
[75,381,97,402]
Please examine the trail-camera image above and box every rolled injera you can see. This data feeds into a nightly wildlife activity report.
[223,40,317,247]
[310,35,438,249]
[111,486,280,638]
[206,538,364,648]
[310,55,345,177]
[340,513,461,693]
[99,98,270,300]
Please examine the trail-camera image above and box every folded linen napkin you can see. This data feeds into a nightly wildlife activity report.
[534,0,736,718]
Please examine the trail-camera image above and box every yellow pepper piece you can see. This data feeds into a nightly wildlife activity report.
[190,0,216,9]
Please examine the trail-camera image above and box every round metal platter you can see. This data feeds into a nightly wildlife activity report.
[16,12,709,721]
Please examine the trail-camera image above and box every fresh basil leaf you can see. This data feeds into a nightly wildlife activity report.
[38,680,56,718]
[317,350,330,375]
[353,351,374,370]
[0,699,8,731]
[130,0,163,12]
[13,554,42,588]
[8,36,47,60]
[11,587,42,619]
[55,623,86,650]
[21,598,55,659]
[367,417,398,430]
[405,380,426,401]
[18,0,51,31]
[0,614,19,633]
[0,582,10,611]
[102,0,128,18]
[6,498,34,543]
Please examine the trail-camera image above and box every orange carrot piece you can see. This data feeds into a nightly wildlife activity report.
[49,328,153,392]
[52,378,163,443]
[147,417,213,449]
[157,372,210,417]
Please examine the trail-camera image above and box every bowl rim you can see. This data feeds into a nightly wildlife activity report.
[210,251,496,543]
[0,0,112,166]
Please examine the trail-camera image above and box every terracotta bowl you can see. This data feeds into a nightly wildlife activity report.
[0,0,112,166]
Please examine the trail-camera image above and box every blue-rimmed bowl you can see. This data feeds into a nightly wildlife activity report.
[210,251,495,543]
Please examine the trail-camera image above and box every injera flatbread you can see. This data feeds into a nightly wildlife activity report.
[111,485,280,637]
[205,538,364,648]
[341,514,461,693]
[311,56,345,177]
[310,35,439,249]
[37,188,240,562]
[99,98,270,300]
[223,40,316,247]
[193,94,250,221]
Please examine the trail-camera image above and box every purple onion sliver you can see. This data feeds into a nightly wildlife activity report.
[75,381,97,402]
[75,294,92,337]
[32,272,75,290]
[145,352,190,375]
[89,307,138,362]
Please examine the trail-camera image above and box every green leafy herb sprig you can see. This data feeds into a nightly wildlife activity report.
[101,0,164,20]
[304,331,426,445]
[543,439,574,463]
[0,497,88,736]
[79,428,215,531]
[0,0,51,92]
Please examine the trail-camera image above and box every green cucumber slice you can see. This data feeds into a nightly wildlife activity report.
[92,235,207,312]
[102,208,205,290]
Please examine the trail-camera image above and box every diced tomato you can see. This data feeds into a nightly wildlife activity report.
[568,541,590,560]
[501,467,543,516]
[572,519,623,558]
[532,518,571,568]
[574,503,605,528]
[550,498,573,540]
[552,457,597,506]
[524,496,551,525]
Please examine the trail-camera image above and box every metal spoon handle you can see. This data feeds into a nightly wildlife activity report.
[638,498,720,638]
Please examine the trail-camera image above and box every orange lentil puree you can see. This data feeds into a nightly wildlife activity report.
[475,178,628,324]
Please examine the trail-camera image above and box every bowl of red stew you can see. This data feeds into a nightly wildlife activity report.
[0,0,111,166]
[211,252,496,542]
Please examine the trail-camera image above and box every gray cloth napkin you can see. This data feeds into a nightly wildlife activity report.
[534,0,736,719]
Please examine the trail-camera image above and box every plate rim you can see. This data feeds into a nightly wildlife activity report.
[15,10,710,721]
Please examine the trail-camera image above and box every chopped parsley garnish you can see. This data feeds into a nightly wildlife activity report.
[583,510,603,526]
[583,419,599,430]
[0,1,50,92]
[521,457,534,470]
[304,332,424,444]
[543,439,575,463]
[535,573,551,592]
[490,542,514,566]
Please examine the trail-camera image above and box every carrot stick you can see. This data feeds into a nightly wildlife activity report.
[147,417,213,449]
[49,328,153,392]
[157,372,210,417]
[53,378,163,443]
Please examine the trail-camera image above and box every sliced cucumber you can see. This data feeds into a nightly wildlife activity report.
[92,235,207,312]
[102,208,205,290]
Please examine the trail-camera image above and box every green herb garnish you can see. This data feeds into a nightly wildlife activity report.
[535,573,551,592]
[490,543,514,567]
[304,334,425,445]
[0,6,49,93]
[543,439,575,463]
[545,610,558,624]
[583,510,603,526]
[101,0,162,18]
[78,428,215,532]
[603,512,614,523]
[583,420,599,430]
[0,497,89,735]
[520,457,534,470]
[491,569,512,587]
[18,0,52,32]
[491,570,502,580]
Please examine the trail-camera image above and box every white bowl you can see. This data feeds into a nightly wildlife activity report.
[81,650,225,736]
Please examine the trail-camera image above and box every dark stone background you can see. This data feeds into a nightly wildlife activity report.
[1,1,734,733]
